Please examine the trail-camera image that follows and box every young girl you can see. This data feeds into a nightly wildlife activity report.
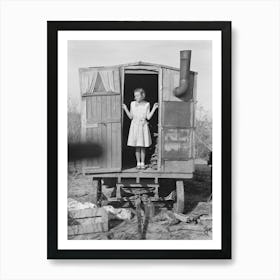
[122,88,158,170]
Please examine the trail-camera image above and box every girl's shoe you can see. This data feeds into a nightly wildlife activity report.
[136,163,141,170]
[140,162,146,169]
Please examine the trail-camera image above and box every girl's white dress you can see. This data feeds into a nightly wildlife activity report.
[127,101,152,147]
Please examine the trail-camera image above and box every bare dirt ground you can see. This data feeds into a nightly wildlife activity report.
[68,161,212,240]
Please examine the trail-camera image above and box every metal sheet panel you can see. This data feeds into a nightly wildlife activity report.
[162,101,192,128]
[162,128,192,160]
[164,160,194,173]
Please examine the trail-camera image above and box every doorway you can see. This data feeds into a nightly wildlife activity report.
[122,73,159,170]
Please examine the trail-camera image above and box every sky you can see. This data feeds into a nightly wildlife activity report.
[68,40,212,116]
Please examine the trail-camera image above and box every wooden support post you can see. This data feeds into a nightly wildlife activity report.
[154,185,159,200]
[135,196,142,239]
[142,198,154,239]
[173,180,185,213]
[97,179,102,207]
[117,175,121,184]
[116,184,122,199]
[92,178,101,206]
[142,204,149,239]
[147,198,155,218]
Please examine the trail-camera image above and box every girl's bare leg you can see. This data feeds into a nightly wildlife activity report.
[140,147,146,165]
[135,147,141,165]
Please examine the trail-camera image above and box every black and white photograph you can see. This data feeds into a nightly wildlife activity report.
[68,43,212,240]
[48,21,231,259]
[3,0,280,278]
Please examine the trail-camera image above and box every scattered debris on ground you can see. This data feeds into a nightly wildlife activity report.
[148,132,159,170]
[103,205,132,220]
[68,197,97,210]
[68,162,212,240]
[68,199,212,240]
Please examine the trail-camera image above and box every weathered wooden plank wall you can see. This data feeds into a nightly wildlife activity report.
[84,94,121,171]
[80,68,122,173]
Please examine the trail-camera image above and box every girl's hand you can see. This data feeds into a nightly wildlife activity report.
[122,104,127,110]
[153,103,159,110]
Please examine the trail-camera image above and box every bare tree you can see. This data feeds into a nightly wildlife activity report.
[195,105,212,159]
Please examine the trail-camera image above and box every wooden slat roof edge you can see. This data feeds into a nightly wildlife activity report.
[78,61,198,74]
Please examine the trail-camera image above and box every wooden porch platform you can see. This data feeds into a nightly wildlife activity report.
[88,167,193,182]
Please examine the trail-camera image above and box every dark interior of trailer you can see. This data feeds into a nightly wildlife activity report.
[122,73,159,170]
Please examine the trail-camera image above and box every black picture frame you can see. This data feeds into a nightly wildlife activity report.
[47,21,231,259]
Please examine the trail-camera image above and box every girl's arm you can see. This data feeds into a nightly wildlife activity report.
[122,103,133,119]
[147,102,158,120]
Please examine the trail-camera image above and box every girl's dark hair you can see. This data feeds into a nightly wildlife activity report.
[134,88,146,97]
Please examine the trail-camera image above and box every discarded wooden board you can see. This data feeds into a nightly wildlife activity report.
[173,201,212,223]
[199,215,212,221]
[168,223,207,232]
[69,207,101,219]
[173,212,191,223]
[69,232,108,240]
[68,207,108,236]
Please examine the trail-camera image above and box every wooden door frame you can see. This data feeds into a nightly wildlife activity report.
[121,66,162,171]
[158,68,163,171]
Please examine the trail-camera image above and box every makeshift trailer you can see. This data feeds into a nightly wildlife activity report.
[78,50,197,213]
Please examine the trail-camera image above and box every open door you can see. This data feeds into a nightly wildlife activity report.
[79,67,122,173]
[122,72,159,170]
